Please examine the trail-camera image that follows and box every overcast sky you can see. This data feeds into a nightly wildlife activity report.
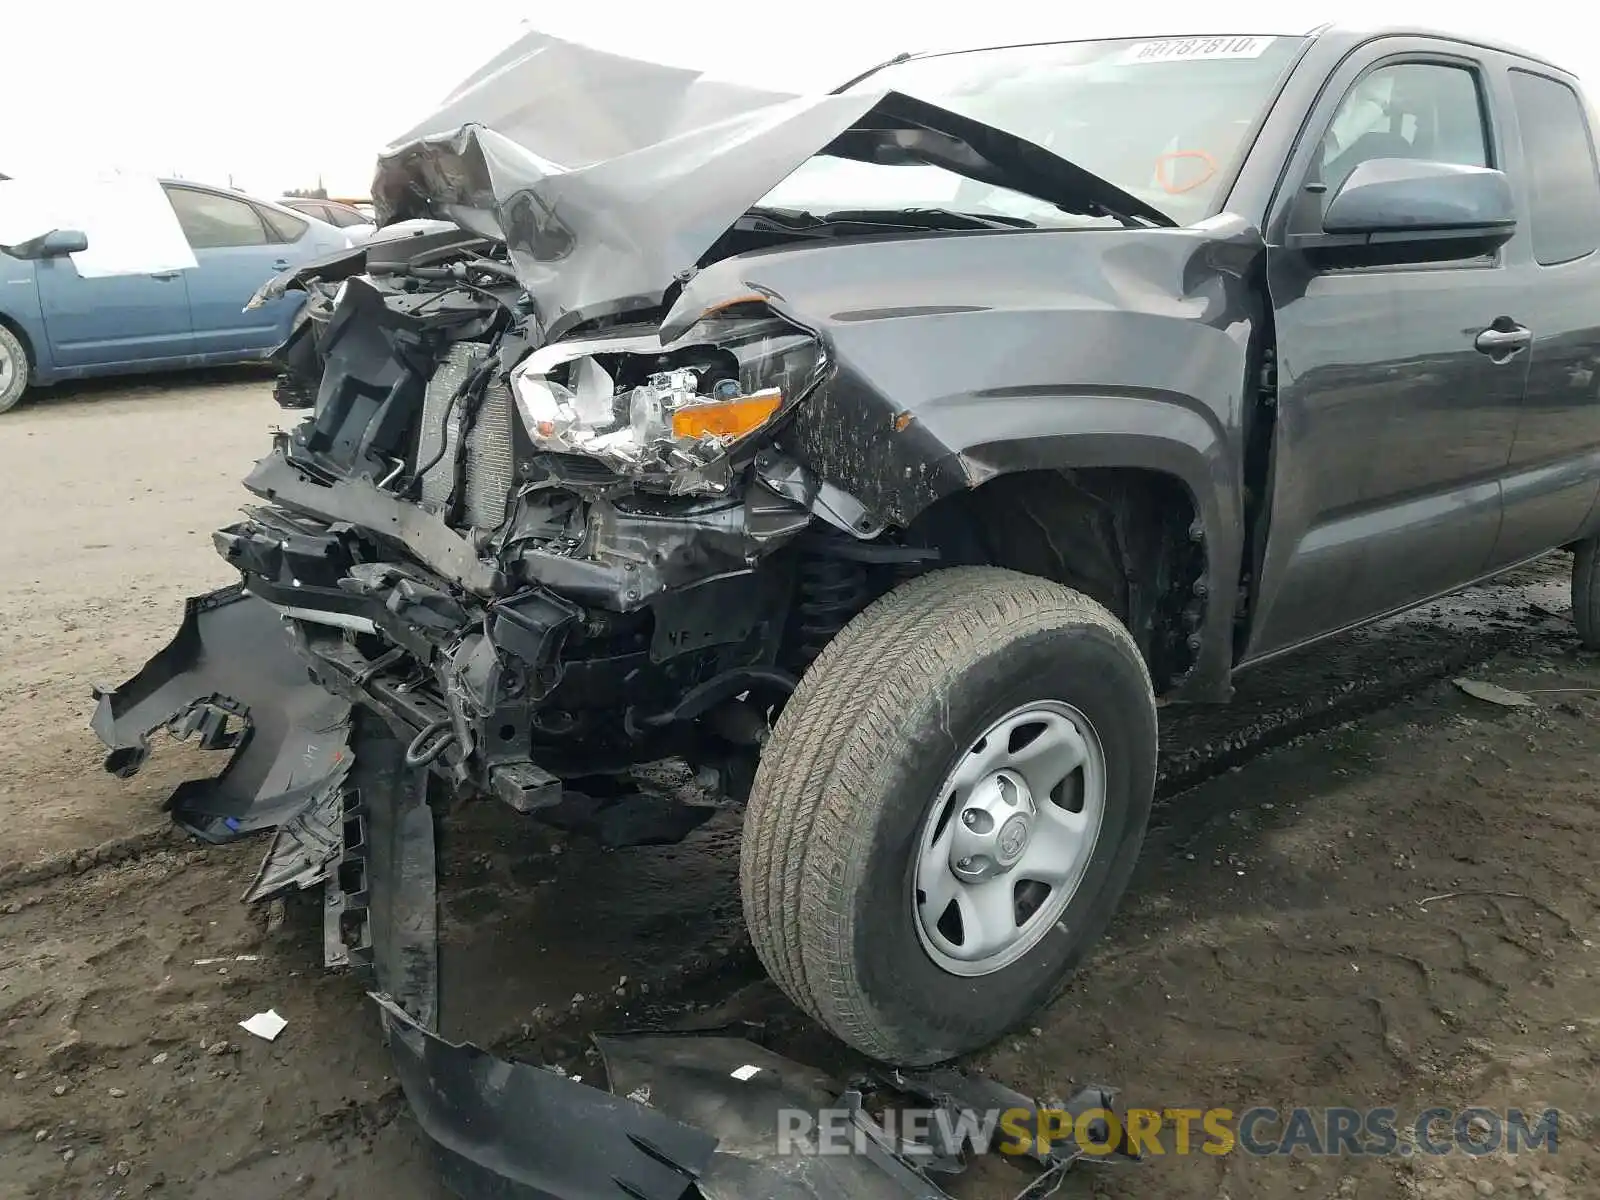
[1,0,1589,198]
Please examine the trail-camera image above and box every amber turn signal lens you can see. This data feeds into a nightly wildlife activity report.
[671,388,782,440]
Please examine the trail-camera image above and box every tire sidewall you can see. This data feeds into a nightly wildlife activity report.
[847,617,1155,1061]
[1576,539,1600,648]
[0,328,27,413]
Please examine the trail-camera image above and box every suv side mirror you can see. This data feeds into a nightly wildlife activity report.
[1296,159,1515,255]
[0,228,90,260]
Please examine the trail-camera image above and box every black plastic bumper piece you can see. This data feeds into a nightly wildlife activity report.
[377,997,717,1200]
[92,590,1114,1200]
[596,1037,946,1200]
[89,584,352,843]
[374,997,969,1200]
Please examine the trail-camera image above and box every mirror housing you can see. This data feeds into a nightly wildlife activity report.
[1295,159,1515,256]
[0,228,89,260]
[38,228,89,257]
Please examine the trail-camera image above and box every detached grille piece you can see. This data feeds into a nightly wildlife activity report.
[417,343,514,530]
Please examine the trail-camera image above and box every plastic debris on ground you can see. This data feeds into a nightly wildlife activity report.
[239,1010,288,1041]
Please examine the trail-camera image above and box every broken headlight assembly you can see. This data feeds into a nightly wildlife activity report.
[509,312,823,494]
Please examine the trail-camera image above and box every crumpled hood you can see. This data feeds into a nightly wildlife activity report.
[372,29,1172,342]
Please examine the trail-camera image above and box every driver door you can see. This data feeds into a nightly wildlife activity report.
[1243,45,1531,660]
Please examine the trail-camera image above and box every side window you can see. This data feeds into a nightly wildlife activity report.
[259,206,308,243]
[1508,69,1600,266]
[1318,62,1490,196]
[165,188,269,249]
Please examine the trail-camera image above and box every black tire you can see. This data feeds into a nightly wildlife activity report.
[1575,539,1600,650]
[0,325,27,414]
[740,566,1156,1064]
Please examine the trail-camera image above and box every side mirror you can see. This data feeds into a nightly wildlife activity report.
[37,228,89,257]
[0,228,89,260]
[1297,159,1515,255]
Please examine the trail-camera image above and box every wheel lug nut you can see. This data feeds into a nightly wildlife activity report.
[961,811,979,828]
[957,856,974,869]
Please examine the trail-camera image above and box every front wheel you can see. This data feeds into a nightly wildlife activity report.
[740,566,1157,1065]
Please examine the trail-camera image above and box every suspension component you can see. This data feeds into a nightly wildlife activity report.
[785,554,873,671]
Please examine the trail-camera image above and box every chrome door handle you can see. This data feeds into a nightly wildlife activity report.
[1474,322,1531,359]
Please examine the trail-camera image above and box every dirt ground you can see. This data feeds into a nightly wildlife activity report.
[0,375,1596,1200]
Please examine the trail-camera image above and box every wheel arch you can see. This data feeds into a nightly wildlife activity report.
[899,405,1242,701]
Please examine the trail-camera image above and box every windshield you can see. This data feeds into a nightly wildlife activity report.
[760,34,1306,227]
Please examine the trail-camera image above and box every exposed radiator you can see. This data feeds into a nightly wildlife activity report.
[416,343,515,530]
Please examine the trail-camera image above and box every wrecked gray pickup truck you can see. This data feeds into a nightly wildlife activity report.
[97,17,1600,1094]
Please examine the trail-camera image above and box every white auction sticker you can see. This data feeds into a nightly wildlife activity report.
[1117,36,1276,65]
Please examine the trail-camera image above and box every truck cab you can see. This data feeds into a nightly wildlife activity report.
[1231,28,1600,661]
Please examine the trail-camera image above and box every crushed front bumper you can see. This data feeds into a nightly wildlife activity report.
[215,445,814,801]
[90,591,1124,1200]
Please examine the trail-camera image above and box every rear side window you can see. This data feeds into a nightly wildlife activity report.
[260,206,308,243]
[1509,69,1600,266]
[325,206,370,228]
[166,187,269,249]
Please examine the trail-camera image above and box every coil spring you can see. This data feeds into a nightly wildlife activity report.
[789,555,873,669]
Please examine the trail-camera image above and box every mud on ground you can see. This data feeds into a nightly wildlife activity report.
[0,376,1596,1200]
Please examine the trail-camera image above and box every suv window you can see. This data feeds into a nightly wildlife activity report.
[259,205,308,243]
[1318,62,1490,196]
[1508,69,1600,266]
[166,187,268,249]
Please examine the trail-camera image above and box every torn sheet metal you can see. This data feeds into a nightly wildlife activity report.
[371,30,1170,340]
[90,584,353,842]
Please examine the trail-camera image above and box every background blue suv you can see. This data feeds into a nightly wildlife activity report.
[0,179,352,412]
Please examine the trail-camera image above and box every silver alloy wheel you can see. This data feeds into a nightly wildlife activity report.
[0,343,14,394]
[912,700,1107,977]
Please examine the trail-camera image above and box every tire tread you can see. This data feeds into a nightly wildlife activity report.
[740,566,1152,1061]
